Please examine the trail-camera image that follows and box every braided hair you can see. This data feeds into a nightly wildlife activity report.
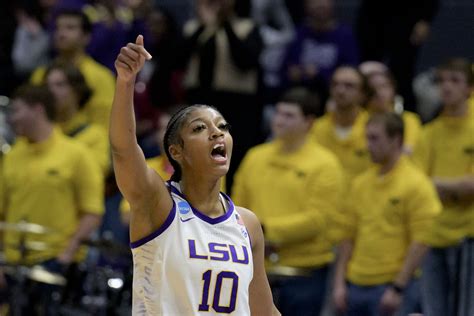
[163,104,221,182]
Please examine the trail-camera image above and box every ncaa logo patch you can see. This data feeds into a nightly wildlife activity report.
[178,201,191,215]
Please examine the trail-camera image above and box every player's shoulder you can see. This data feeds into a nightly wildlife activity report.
[235,206,261,228]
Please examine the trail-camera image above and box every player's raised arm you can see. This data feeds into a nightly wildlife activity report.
[109,36,172,231]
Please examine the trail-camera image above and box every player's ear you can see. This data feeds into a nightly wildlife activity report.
[169,144,183,164]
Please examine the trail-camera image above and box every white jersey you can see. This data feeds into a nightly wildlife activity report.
[131,181,253,315]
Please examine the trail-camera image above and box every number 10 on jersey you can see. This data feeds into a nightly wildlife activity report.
[198,270,239,313]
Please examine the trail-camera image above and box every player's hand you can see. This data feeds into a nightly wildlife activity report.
[379,287,402,315]
[332,282,348,314]
[115,35,152,82]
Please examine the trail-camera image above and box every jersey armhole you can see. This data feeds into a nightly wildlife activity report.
[129,199,176,249]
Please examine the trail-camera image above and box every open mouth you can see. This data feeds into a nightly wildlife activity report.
[211,143,227,162]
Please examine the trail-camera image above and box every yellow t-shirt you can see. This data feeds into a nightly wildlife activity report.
[310,110,372,186]
[341,156,441,285]
[401,111,422,154]
[1,129,104,264]
[31,55,115,129]
[59,113,110,176]
[232,139,344,268]
[413,104,474,246]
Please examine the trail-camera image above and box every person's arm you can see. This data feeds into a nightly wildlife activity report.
[253,0,294,46]
[57,213,102,264]
[379,242,429,314]
[332,240,353,314]
[110,35,173,241]
[263,160,343,244]
[433,176,474,204]
[379,175,441,314]
[238,207,277,316]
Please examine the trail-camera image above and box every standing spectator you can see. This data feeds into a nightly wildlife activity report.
[356,0,439,112]
[232,88,343,315]
[333,112,441,316]
[364,68,422,155]
[30,9,115,129]
[180,0,263,192]
[0,84,104,314]
[310,66,371,185]
[12,0,50,80]
[44,61,110,175]
[281,0,358,107]
[413,58,474,316]
[252,0,294,104]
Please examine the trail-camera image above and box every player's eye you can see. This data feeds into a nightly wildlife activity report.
[219,123,231,131]
[192,124,206,132]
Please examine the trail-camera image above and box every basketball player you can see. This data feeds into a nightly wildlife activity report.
[109,35,276,315]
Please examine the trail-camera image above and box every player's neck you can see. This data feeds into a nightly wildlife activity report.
[179,178,225,218]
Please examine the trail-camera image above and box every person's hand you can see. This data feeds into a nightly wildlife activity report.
[114,35,152,82]
[410,20,430,46]
[379,287,402,315]
[56,251,74,265]
[332,282,348,315]
[17,11,42,35]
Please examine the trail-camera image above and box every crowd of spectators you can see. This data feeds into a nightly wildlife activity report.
[0,0,472,315]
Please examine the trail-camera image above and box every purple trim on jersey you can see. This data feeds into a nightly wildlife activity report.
[129,200,176,249]
[168,181,183,197]
[168,182,235,225]
[191,193,234,224]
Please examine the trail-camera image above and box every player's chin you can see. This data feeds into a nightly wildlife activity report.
[209,161,230,177]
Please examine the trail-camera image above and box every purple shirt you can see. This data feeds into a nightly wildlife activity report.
[281,23,359,87]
